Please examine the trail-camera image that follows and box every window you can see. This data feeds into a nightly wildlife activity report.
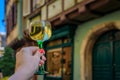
[10,10,12,29]
[23,0,30,16]
[13,3,17,25]
[45,26,75,80]
[47,48,62,77]
[46,38,72,80]
[9,10,13,31]
[6,18,10,36]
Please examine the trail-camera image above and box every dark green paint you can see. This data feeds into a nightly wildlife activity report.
[93,30,120,80]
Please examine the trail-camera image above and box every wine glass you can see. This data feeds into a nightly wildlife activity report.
[29,20,52,75]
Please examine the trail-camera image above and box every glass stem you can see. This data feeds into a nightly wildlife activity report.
[37,41,43,49]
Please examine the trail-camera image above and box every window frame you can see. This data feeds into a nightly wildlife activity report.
[44,26,76,80]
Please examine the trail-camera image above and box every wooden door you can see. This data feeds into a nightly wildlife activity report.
[93,30,120,80]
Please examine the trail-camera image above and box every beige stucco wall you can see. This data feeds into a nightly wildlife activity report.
[7,25,18,45]
[74,10,120,80]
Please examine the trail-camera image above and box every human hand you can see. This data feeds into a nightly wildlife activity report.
[9,46,46,80]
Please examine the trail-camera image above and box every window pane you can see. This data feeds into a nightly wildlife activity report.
[46,46,72,80]
[46,48,62,77]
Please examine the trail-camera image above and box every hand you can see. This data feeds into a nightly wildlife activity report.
[9,46,46,80]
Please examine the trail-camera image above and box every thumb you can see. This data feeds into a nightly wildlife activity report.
[29,46,39,53]
[23,46,39,56]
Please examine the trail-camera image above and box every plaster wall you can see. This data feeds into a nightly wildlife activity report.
[74,10,120,80]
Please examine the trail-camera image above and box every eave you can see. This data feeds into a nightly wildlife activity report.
[48,0,120,27]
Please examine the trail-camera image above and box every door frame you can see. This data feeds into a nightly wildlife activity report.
[80,21,120,80]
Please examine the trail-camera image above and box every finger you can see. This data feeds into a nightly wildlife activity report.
[39,60,44,65]
[41,56,46,61]
[34,50,43,58]
[28,46,39,53]
[21,46,39,56]
[39,63,42,66]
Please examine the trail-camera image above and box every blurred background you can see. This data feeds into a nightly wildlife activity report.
[0,0,120,80]
[0,0,5,57]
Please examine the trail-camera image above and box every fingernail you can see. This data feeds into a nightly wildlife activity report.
[39,49,45,54]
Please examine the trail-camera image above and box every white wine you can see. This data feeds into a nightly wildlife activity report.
[29,21,52,41]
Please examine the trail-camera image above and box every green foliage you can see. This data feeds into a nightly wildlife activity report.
[2,76,9,80]
[0,47,15,77]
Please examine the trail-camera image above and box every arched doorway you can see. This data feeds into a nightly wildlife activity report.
[80,22,120,80]
[93,30,120,80]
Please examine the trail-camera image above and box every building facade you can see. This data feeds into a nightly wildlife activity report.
[0,33,6,57]
[5,0,120,80]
